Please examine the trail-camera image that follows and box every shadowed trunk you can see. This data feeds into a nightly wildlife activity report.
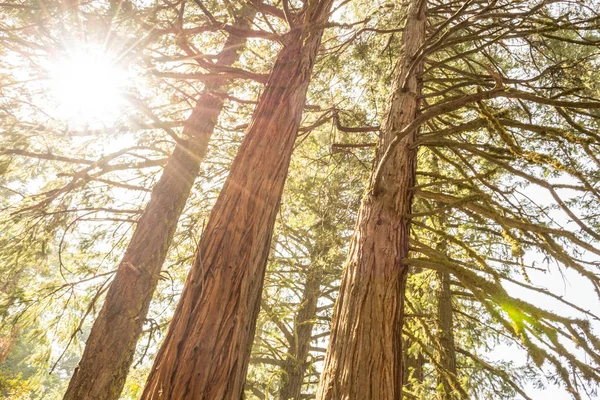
[431,154,458,399]
[403,340,425,391]
[63,10,255,400]
[436,270,457,399]
[280,267,323,400]
[316,1,426,398]
[141,2,334,399]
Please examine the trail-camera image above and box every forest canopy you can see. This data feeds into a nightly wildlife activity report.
[1,0,600,399]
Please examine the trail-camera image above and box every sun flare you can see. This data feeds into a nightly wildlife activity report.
[48,47,127,125]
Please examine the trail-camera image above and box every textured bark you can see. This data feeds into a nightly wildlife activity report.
[316,1,427,399]
[436,270,457,400]
[280,267,323,400]
[63,12,254,400]
[141,3,334,399]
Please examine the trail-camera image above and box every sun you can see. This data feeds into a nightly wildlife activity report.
[48,47,127,125]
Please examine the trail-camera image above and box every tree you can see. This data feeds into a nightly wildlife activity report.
[0,0,266,396]
[317,0,426,397]
[63,6,257,400]
[2,0,600,398]
[320,0,600,398]
[141,1,336,398]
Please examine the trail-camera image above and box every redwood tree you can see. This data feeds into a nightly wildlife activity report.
[63,8,256,400]
[141,1,335,398]
[316,0,426,397]
[318,0,600,397]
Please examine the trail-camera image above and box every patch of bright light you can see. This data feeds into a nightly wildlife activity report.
[48,47,127,125]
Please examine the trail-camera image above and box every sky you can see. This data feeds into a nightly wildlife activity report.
[487,183,600,399]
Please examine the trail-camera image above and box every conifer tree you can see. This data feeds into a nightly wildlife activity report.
[64,6,257,400]
[141,1,336,398]
[2,0,600,399]
[320,0,600,398]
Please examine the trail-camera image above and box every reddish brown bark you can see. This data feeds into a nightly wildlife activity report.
[0,325,18,365]
[63,11,254,400]
[316,1,427,398]
[141,2,334,399]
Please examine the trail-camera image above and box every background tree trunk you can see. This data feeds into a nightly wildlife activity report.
[63,10,255,400]
[431,154,458,399]
[141,2,334,399]
[316,0,427,398]
[436,270,457,399]
[403,342,425,391]
[279,267,323,400]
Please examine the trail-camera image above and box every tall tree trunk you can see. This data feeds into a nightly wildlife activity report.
[431,155,458,399]
[403,340,425,391]
[280,267,323,400]
[316,1,426,399]
[436,270,457,399]
[141,2,334,399]
[63,11,255,400]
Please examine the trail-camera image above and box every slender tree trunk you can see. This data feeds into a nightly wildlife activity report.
[430,155,458,399]
[63,11,255,400]
[403,340,425,391]
[141,3,334,399]
[436,270,457,399]
[279,267,323,400]
[316,1,426,399]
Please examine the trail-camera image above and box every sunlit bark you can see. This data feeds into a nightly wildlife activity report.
[317,0,427,398]
[141,2,334,399]
[63,10,255,400]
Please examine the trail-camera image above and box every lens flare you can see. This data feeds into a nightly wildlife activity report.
[48,47,127,124]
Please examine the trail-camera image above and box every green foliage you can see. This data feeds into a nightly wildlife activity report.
[2,0,600,399]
